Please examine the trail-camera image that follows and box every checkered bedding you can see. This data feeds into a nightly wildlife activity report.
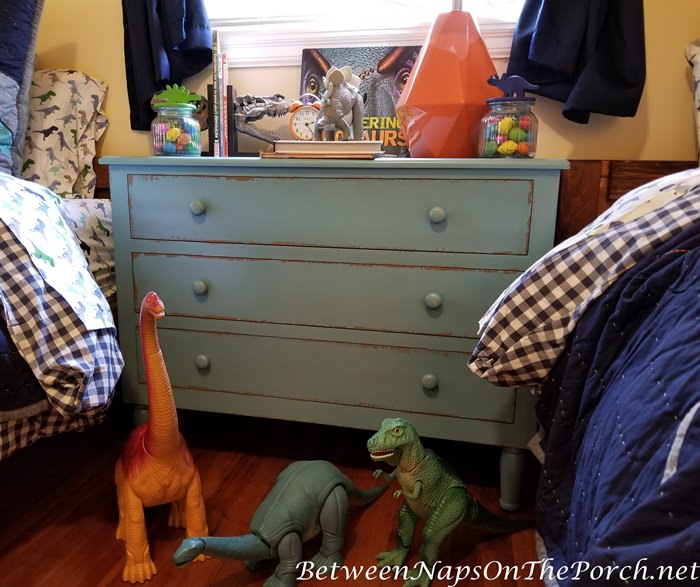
[534,220,700,587]
[468,166,700,387]
[0,172,123,459]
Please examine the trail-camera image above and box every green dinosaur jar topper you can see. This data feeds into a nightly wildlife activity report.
[150,84,202,156]
[151,83,202,109]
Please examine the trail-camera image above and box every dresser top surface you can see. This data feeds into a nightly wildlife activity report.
[100,155,570,172]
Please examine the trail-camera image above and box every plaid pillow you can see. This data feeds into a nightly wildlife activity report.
[468,167,700,387]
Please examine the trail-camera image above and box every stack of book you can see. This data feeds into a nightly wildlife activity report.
[208,30,235,156]
[261,140,384,159]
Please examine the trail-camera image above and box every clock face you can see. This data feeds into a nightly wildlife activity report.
[289,105,318,140]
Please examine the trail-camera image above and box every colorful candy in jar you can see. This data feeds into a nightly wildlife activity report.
[478,75,538,158]
[150,85,202,156]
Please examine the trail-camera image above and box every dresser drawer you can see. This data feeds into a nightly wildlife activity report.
[132,253,516,338]
[107,155,567,463]
[138,327,518,424]
[128,174,533,255]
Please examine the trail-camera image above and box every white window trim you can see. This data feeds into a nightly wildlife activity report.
[211,18,516,69]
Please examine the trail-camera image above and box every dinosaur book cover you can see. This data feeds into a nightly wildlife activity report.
[300,46,421,156]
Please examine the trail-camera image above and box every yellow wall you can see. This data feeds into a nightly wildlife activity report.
[35,0,700,160]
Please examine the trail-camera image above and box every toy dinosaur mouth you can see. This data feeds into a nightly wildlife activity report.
[370,449,395,460]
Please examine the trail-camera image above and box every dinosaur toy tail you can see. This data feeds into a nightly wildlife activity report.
[173,533,274,567]
[469,499,534,535]
[349,481,388,506]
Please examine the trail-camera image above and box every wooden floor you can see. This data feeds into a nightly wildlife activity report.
[0,407,544,587]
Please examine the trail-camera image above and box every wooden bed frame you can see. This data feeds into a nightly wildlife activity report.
[94,160,111,200]
[556,159,698,243]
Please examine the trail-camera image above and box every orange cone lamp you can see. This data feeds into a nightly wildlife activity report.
[396,1,501,158]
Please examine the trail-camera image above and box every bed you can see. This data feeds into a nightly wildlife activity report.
[0,0,122,460]
[468,168,700,585]
[465,34,700,585]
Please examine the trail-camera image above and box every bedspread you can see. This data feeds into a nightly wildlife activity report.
[0,172,123,425]
[536,220,700,586]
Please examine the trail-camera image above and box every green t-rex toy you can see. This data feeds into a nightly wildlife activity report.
[367,418,532,587]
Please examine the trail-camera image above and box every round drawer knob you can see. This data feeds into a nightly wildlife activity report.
[428,206,446,223]
[421,373,439,390]
[192,280,208,295]
[189,200,206,216]
[194,354,210,369]
[424,292,443,309]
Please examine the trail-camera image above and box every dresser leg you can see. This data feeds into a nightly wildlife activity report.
[499,446,526,512]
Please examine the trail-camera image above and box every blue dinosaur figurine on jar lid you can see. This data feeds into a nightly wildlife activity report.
[478,75,539,158]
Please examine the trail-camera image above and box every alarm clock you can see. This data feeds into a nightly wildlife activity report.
[289,94,320,140]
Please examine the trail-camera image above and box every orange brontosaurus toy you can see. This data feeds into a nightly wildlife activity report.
[115,291,208,583]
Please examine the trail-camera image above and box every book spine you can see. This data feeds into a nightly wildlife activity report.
[211,29,221,157]
[206,84,215,156]
[227,85,237,154]
[221,51,229,157]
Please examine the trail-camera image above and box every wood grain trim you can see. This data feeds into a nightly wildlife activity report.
[555,160,603,244]
[556,159,697,243]
[607,160,698,201]
[94,160,110,199]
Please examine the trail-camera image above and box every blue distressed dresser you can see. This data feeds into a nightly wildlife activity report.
[103,156,568,510]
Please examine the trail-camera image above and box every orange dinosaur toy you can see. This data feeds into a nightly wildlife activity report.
[115,291,208,583]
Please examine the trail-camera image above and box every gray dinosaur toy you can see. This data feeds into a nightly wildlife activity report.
[172,459,387,587]
[368,418,533,587]
[313,66,364,141]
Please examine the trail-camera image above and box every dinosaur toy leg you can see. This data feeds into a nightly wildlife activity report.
[115,480,158,583]
[406,487,468,587]
[168,474,208,563]
[268,532,303,587]
[335,117,352,140]
[377,501,420,569]
[311,484,349,567]
[183,473,208,538]
[169,499,187,528]
[173,534,274,569]
[351,99,364,140]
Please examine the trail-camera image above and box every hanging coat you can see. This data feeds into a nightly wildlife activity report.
[122,0,212,130]
[506,0,646,124]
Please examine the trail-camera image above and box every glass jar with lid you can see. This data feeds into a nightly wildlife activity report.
[478,96,538,158]
[151,103,201,156]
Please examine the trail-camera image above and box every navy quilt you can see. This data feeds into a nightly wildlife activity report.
[0,319,46,417]
[536,220,700,585]
[0,0,44,176]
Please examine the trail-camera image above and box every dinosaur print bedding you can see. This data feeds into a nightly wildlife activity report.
[0,172,123,459]
[21,69,108,198]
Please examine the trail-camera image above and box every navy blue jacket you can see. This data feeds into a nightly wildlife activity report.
[122,0,212,130]
[506,0,646,123]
